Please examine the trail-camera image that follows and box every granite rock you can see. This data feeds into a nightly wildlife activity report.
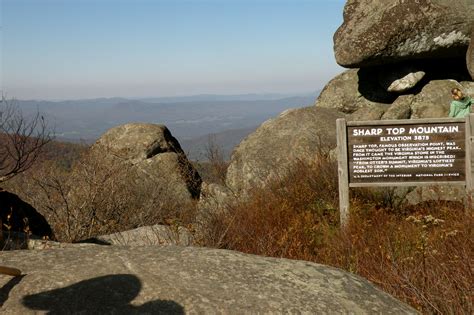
[226,107,344,194]
[334,0,474,68]
[0,245,417,314]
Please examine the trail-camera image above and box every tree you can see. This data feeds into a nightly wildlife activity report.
[0,96,52,183]
[204,134,228,185]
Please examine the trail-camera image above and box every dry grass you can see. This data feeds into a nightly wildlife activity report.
[5,148,198,242]
[192,135,229,186]
[3,136,472,312]
[324,203,473,313]
[201,153,473,314]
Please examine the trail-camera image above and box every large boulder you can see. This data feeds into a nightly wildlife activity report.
[378,66,425,93]
[404,185,466,205]
[315,70,474,205]
[334,0,474,68]
[468,30,474,79]
[0,245,416,314]
[315,69,398,115]
[462,79,474,95]
[409,80,458,118]
[316,69,474,120]
[55,123,201,241]
[91,123,201,199]
[316,69,362,113]
[225,107,344,194]
[399,79,474,119]
[381,95,413,120]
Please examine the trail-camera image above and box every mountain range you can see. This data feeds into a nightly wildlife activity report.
[16,92,319,160]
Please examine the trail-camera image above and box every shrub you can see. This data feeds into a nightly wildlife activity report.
[0,97,52,184]
[201,153,473,313]
[192,135,229,186]
[8,148,197,242]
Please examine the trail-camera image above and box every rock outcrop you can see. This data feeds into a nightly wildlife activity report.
[334,0,474,68]
[197,182,234,218]
[315,68,396,115]
[91,123,201,200]
[0,245,416,314]
[12,224,193,249]
[314,0,472,205]
[378,66,425,93]
[316,68,474,120]
[226,107,344,194]
[223,0,473,204]
[51,123,202,241]
[468,30,474,79]
[85,224,193,246]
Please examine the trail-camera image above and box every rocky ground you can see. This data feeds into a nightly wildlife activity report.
[0,245,416,314]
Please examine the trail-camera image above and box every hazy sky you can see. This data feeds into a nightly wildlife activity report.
[1,0,345,100]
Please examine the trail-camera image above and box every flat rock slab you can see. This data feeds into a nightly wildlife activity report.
[92,224,194,246]
[0,245,416,314]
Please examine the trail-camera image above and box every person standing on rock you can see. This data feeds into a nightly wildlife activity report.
[449,88,473,118]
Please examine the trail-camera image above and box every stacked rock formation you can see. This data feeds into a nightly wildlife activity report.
[334,0,473,69]
[225,0,473,196]
[319,0,474,119]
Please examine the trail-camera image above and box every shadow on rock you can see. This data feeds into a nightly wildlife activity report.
[22,274,184,314]
[357,58,472,104]
[357,67,399,104]
[0,189,54,240]
[0,275,25,307]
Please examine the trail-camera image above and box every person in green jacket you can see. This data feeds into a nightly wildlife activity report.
[449,88,473,118]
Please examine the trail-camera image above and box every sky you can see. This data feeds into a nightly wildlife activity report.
[1,0,346,100]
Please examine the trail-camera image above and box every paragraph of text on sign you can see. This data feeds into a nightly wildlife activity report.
[347,123,465,182]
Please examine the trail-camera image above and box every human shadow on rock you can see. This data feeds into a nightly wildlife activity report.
[0,275,25,307]
[22,274,184,314]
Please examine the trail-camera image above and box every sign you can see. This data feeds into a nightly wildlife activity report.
[348,122,465,184]
[336,116,473,227]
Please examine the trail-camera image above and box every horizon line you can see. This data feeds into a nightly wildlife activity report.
[6,90,321,103]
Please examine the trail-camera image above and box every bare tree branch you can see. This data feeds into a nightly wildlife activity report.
[0,96,52,183]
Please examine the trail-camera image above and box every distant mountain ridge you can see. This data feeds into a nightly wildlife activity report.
[138,93,318,103]
[180,126,258,161]
[16,92,319,143]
